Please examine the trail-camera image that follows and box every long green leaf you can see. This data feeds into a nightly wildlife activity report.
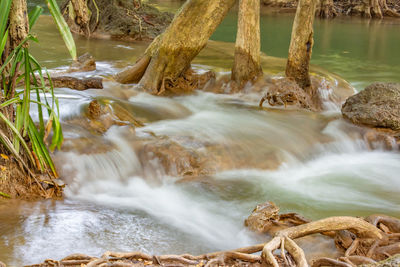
[0,34,37,75]
[45,0,77,60]
[28,118,57,177]
[0,192,11,198]
[28,6,44,29]
[22,48,31,137]
[0,0,12,38]
[28,61,45,135]
[0,30,8,57]
[0,97,21,108]
[0,112,34,165]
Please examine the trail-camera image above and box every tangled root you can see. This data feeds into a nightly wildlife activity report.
[158,68,215,96]
[26,214,400,267]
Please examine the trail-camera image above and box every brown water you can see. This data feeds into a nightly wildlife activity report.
[1,3,400,266]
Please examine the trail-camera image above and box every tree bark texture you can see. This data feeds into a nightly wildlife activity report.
[285,0,317,90]
[70,0,91,36]
[231,0,262,86]
[318,0,337,18]
[9,0,29,51]
[3,0,29,122]
[115,0,235,95]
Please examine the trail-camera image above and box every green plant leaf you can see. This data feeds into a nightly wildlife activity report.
[28,6,44,29]
[44,0,77,61]
[0,30,8,57]
[0,112,34,165]
[0,0,12,38]
[0,192,11,198]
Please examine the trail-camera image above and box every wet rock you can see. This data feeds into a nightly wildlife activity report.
[68,100,140,135]
[245,201,310,235]
[244,201,280,233]
[342,83,400,131]
[363,129,398,150]
[69,53,96,72]
[87,100,102,120]
[137,136,213,178]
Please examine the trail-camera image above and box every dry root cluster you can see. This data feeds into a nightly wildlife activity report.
[23,206,400,267]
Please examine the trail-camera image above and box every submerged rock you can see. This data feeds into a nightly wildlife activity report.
[245,201,309,235]
[342,83,400,131]
[68,53,96,73]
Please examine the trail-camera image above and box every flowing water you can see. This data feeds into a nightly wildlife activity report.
[1,2,400,265]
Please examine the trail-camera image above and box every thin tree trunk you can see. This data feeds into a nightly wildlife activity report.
[9,0,29,51]
[5,0,29,122]
[70,0,91,36]
[231,0,262,86]
[370,0,383,18]
[115,0,235,95]
[318,0,338,18]
[285,0,317,90]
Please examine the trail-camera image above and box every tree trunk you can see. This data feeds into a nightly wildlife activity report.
[4,0,29,122]
[285,0,317,90]
[115,0,235,95]
[318,0,338,18]
[9,0,29,51]
[370,0,383,18]
[361,0,400,18]
[70,0,91,36]
[231,0,262,86]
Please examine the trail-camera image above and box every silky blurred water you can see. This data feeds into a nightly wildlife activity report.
[1,2,400,266]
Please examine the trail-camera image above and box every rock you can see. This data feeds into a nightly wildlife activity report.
[342,83,400,131]
[245,201,310,235]
[244,201,280,233]
[69,53,96,72]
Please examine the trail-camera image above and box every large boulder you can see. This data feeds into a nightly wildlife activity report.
[342,83,400,131]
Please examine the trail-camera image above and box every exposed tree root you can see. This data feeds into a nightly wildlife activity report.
[311,257,353,267]
[25,210,400,267]
[114,56,151,84]
[358,0,400,18]
[259,77,319,111]
[245,201,311,235]
[318,0,338,18]
[114,0,235,95]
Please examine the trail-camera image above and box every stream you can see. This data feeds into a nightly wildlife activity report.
[1,1,400,265]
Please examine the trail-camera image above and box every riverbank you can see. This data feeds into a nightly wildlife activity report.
[262,0,400,19]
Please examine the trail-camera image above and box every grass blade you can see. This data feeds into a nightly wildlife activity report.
[0,0,12,38]
[0,30,8,56]
[0,112,34,165]
[28,6,44,29]
[45,0,77,61]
